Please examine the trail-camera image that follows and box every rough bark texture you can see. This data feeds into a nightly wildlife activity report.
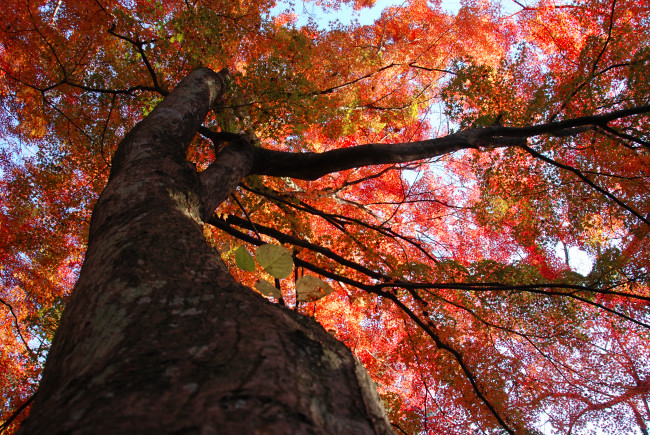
[19,68,394,434]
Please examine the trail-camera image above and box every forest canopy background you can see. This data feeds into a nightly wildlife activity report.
[1,0,649,433]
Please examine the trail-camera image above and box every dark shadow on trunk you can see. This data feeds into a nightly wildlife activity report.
[18,68,394,435]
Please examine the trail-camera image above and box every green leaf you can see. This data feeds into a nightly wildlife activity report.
[235,246,256,272]
[296,275,334,302]
[255,279,282,299]
[256,244,293,279]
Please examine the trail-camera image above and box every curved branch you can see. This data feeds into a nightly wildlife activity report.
[211,214,650,319]
[248,105,650,180]
[597,124,650,149]
[217,214,650,331]
[306,63,397,96]
[209,216,514,433]
[209,214,386,281]
[250,130,507,180]
[107,24,169,95]
[239,183,441,263]
[0,298,36,360]
[519,143,650,226]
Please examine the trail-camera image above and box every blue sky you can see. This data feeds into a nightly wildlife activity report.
[270,0,463,29]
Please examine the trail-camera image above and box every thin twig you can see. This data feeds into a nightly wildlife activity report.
[0,298,36,360]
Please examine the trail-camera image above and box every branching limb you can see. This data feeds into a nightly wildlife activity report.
[107,24,168,95]
[247,105,650,180]
[597,124,650,149]
[209,216,515,433]
[519,143,650,227]
[212,214,650,314]
[239,183,441,263]
[0,298,37,360]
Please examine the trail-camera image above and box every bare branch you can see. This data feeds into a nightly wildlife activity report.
[590,0,617,76]
[306,64,397,96]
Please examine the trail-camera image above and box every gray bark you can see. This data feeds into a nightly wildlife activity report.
[18,68,393,434]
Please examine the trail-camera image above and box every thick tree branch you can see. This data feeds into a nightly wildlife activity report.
[199,143,255,219]
[246,105,650,180]
[250,130,521,180]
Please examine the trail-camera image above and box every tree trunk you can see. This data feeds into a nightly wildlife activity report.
[18,68,393,435]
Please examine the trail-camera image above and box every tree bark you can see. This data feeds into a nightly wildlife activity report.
[18,68,393,434]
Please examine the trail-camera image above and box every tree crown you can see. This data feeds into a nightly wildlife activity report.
[1,0,649,433]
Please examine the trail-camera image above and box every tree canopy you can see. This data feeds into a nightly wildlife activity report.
[1,0,649,433]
